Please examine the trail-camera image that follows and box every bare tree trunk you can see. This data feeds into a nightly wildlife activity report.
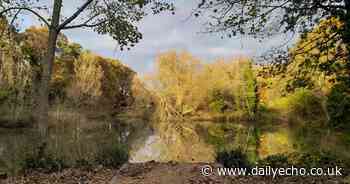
[36,0,62,137]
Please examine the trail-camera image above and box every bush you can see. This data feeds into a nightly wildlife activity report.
[0,89,11,104]
[258,152,349,175]
[208,89,229,113]
[95,144,129,168]
[327,84,350,129]
[289,88,325,119]
[259,154,290,168]
[293,152,346,169]
[21,143,66,173]
[75,158,94,169]
[216,149,250,169]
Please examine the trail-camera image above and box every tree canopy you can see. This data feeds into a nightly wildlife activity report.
[195,0,350,41]
[0,0,174,50]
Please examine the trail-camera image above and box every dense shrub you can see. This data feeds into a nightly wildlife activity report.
[216,149,251,169]
[257,152,349,175]
[95,144,129,168]
[292,152,347,169]
[259,154,290,168]
[289,88,325,119]
[0,89,10,103]
[327,84,350,129]
[208,89,235,113]
[21,143,66,173]
[75,158,94,169]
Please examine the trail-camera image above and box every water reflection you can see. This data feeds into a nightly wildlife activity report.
[0,118,253,174]
[2,116,349,176]
[129,121,216,163]
[0,118,148,174]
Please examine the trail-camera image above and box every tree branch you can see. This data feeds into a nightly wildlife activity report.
[0,7,50,27]
[61,19,107,30]
[293,32,340,56]
[0,8,21,38]
[58,0,94,30]
[61,12,100,30]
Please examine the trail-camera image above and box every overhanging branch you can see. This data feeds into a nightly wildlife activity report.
[58,0,94,30]
[0,7,50,27]
[61,19,107,30]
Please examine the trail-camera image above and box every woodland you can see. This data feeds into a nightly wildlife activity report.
[0,0,349,183]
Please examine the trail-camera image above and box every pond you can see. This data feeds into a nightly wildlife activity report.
[1,116,327,175]
[0,117,256,174]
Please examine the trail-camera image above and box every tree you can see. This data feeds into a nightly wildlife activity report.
[289,18,348,89]
[195,0,350,41]
[0,0,174,136]
[195,0,350,87]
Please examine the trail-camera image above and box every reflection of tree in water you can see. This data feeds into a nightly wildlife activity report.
[149,121,215,162]
[0,118,149,174]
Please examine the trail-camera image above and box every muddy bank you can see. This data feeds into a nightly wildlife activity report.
[112,162,348,184]
[0,167,116,184]
[2,162,348,184]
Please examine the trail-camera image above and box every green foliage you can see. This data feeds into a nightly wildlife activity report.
[0,89,10,103]
[208,89,228,113]
[290,152,348,169]
[266,88,326,122]
[95,144,129,168]
[259,154,290,168]
[288,88,325,119]
[195,0,350,65]
[216,149,251,169]
[242,61,257,118]
[286,77,315,92]
[209,100,225,113]
[74,158,94,169]
[98,57,135,112]
[21,143,66,173]
[327,84,350,129]
[257,152,349,173]
[291,18,349,87]
[60,42,82,58]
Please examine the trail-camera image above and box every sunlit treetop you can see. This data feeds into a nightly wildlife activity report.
[289,17,348,80]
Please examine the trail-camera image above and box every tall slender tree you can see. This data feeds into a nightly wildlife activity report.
[0,0,174,136]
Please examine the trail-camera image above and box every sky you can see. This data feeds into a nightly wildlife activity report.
[20,0,297,75]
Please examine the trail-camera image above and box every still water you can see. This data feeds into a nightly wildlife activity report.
[0,118,220,174]
[0,117,306,174]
